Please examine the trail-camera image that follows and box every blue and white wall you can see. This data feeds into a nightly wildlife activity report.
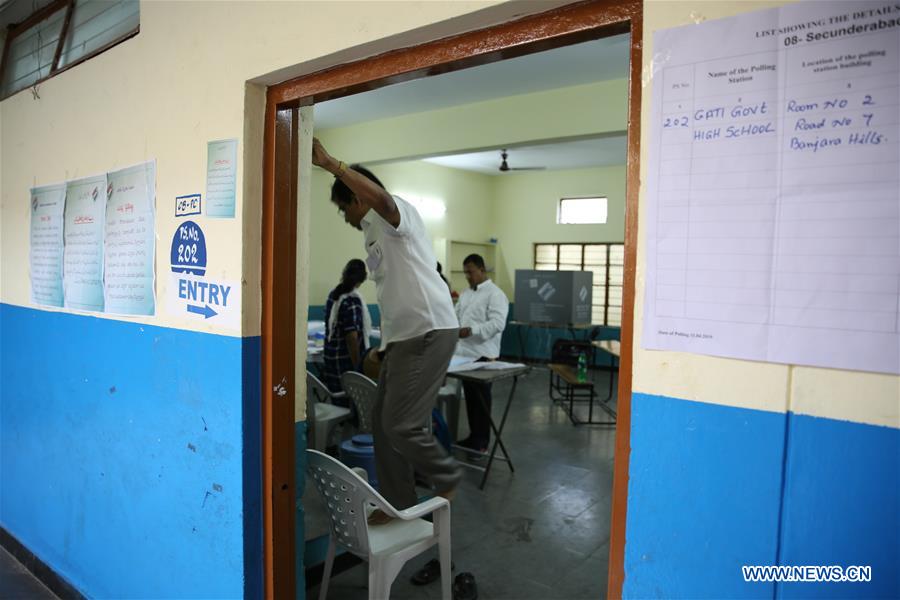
[0,2,501,597]
[0,2,268,594]
[3,0,896,598]
[624,2,899,598]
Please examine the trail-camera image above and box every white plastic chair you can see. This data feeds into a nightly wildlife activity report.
[342,370,435,438]
[340,372,378,434]
[307,449,452,600]
[307,373,352,452]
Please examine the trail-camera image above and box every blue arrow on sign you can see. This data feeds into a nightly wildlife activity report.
[187,304,217,319]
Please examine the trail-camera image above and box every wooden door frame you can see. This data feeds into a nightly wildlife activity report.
[261,1,643,597]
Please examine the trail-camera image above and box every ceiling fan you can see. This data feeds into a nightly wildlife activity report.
[498,149,546,172]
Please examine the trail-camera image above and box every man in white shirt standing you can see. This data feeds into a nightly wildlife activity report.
[455,253,510,453]
[312,139,461,520]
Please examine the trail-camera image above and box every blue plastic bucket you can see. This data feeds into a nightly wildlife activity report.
[340,434,378,489]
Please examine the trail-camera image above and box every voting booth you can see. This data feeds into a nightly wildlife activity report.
[514,269,593,324]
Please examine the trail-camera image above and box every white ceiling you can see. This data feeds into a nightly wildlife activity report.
[316,34,630,174]
[423,136,627,175]
[315,34,630,129]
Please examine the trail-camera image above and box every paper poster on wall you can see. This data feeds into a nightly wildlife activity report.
[642,1,900,374]
[29,183,66,307]
[104,161,157,316]
[205,139,237,218]
[63,175,107,312]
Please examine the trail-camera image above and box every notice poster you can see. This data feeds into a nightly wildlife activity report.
[205,138,237,218]
[643,1,900,374]
[104,162,157,315]
[29,183,66,307]
[64,175,107,312]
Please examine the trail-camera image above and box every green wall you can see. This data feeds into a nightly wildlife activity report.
[308,160,494,305]
[491,165,626,295]
[308,161,625,304]
[309,78,628,306]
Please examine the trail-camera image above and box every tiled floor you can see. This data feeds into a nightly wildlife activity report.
[306,364,617,600]
[0,546,59,600]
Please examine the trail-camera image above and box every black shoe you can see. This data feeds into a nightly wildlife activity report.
[456,438,488,453]
[411,558,454,585]
[453,572,478,600]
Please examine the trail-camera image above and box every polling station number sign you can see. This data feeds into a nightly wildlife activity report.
[170,220,207,276]
[167,221,239,328]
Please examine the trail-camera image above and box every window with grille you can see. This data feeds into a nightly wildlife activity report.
[0,0,139,100]
[534,243,624,326]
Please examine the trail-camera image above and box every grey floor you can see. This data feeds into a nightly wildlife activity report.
[0,546,58,600]
[306,365,617,600]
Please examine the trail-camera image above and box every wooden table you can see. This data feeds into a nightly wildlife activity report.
[592,340,620,419]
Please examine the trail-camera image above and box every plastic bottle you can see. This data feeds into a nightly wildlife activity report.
[577,351,587,383]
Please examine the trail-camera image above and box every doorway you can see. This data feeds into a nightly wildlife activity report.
[261,2,643,598]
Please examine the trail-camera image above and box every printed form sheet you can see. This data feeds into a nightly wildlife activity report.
[643,1,900,374]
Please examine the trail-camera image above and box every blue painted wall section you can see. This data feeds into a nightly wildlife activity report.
[624,392,900,599]
[777,414,899,599]
[242,335,264,600]
[625,393,786,599]
[308,303,620,362]
[0,304,260,598]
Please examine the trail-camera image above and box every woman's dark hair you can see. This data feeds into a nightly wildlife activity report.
[331,164,387,205]
[331,259,367,298]
[436,261,450,288]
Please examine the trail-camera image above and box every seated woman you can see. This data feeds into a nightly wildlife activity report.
[322,259,372,395]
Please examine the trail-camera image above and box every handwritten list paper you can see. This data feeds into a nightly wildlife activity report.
[29,184,66,307]
[642,1,900,374]
[104,162,157,315]
[205,138,237,218]
[64,175,107,312]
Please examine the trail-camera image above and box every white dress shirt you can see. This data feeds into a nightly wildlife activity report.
[361,195,458,349]
[455,279,509,359]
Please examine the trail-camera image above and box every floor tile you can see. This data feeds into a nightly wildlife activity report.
[0,547,58,600]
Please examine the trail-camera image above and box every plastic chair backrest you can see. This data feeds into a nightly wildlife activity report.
[341,372,377,433]
[307,372,334,403]
[306,449,376,556]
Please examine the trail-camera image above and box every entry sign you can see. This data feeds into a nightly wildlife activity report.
[177,276,231,319]
[167,221,240,330]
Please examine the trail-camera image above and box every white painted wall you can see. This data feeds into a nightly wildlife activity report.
[0,0,504,338]
[1,0,894,426]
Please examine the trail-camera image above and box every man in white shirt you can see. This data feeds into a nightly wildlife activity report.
[312,139,461,518]
[455,253,510,453]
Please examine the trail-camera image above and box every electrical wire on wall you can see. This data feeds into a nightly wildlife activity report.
[30,0,41,99]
